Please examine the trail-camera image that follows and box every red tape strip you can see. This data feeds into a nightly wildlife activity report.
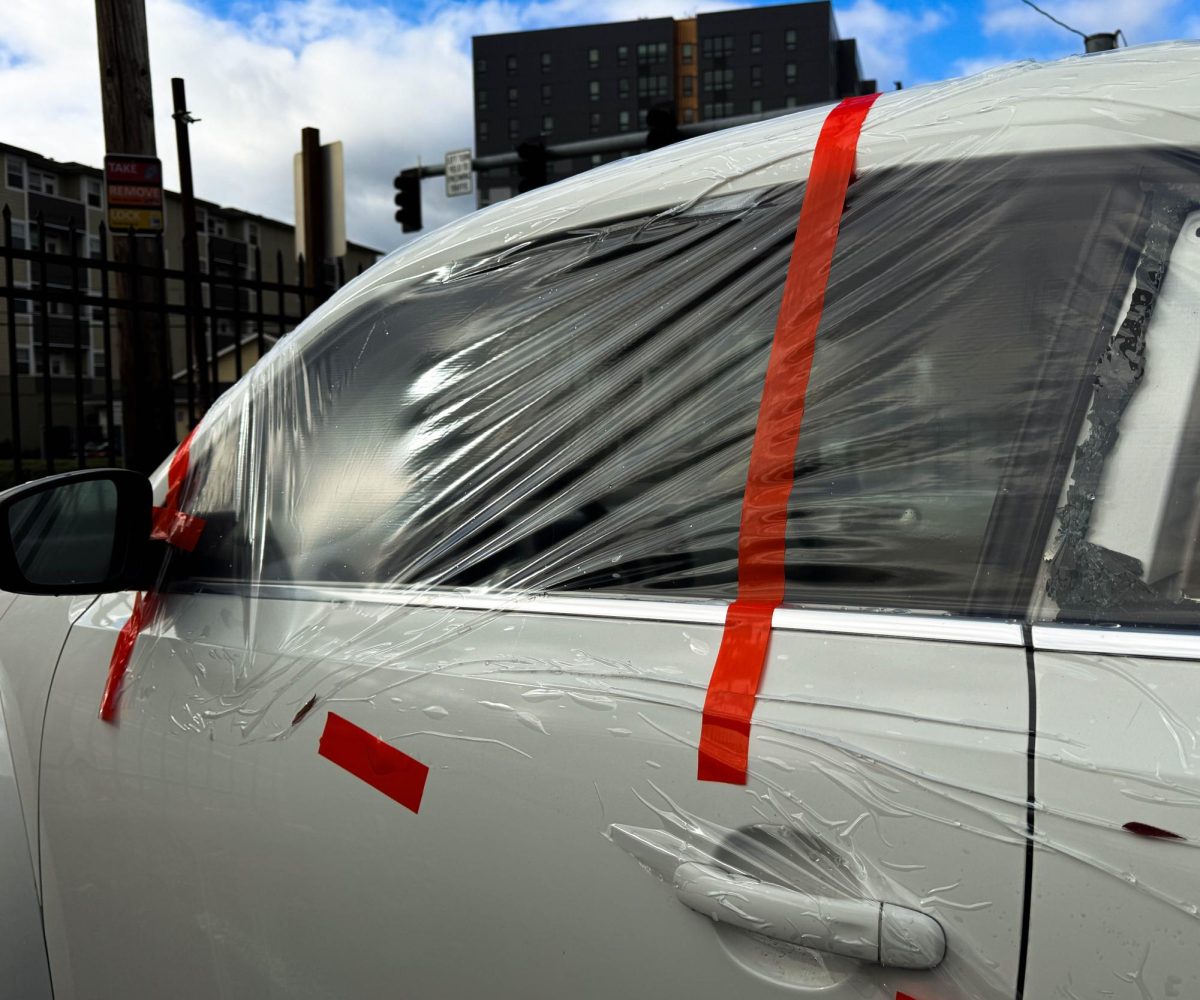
[150,506,206,552]
[698,93,880,784]
[100,428,201,722]
[318,712,429,813]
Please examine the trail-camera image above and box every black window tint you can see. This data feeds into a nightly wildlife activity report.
[179,150,1196,622]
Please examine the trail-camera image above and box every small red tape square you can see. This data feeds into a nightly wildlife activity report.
[318,712,428,814]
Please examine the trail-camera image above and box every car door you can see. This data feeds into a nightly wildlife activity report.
[36,146,1171,1000]
[1024,202,1200,998]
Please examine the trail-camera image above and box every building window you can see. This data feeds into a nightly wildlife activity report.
[785,96,798,108]
[682,108,695,123]
[750,32,762,54]
[702,101,734,119]
[637,108,648,128]
[478,121,489,141]
[508,86,519,107]
[637,74,669,99]
[619,77,629,99]
[8,220,26,249]
[785,29,797,51]
[476,57,487,74]
[785,63,797,85]
[477,89,488,110]
[701,69,733,93]
[751,65,762,88]
[681,42,694,65]
[542,115,553,134]
[618,110,630,132]
[682,76,694,97]
[508,118,520,140]
[588,47,600,69]
[88,234,102,258]
[27,170,57,196]
[541,83,552,104]
[247,222,259,247]
[589,111,601,134]
[85,178,102,207]
[506,54,517,73]
[590,153,602,166]
[751,98,763,114]
[617,44,628,66]
[589,80,600,101]
[541,52,552,72]
[701,35,733,59]
[636,41,668,64]
[6,156,24,190]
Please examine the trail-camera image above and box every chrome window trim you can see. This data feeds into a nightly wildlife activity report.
[772,607,1021,646]
[189,580,1023,647]
[1032,624,1200,660]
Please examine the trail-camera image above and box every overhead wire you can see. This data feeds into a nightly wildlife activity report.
[1018,0,1088,40]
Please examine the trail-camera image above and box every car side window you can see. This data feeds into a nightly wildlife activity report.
[177,149,1198,622]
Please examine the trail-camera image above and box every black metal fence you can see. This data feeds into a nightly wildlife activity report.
[0,205,363,487]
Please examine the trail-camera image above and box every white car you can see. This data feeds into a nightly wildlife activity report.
[1,41,1199,1000]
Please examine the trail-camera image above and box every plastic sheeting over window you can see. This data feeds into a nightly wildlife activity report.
[172,148,1199,622]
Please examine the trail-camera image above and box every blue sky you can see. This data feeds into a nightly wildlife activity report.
[2,0,1196,252]
[174,0,1197,85]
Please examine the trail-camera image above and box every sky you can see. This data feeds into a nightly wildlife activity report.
[0,0,1196,254]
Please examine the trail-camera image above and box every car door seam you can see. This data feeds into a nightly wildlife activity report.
[1014,622,1038,1000]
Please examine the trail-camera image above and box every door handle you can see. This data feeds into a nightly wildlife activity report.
[673,862,946,970]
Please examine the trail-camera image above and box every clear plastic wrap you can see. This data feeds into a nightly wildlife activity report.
[39,41,1200,1000]
[172,148,1200,618]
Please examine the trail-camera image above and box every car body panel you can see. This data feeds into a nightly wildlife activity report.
[40,588,1028,999]
[0,594,91,892]
[1027,640,1200,999]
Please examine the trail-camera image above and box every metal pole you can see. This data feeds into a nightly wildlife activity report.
[171,76,209,418]
[301,126,327,300]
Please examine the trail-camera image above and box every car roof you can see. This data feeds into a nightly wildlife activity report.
[303,41,1200,349]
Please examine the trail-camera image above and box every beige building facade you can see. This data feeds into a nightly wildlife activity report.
[0,142,380,463]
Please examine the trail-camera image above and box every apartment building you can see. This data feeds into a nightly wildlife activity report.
[472,1,876,204]
[0,142,379,460]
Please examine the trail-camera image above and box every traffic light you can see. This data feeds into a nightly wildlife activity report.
[394,168,422,233]
[646,102,682,151]
[516,138,548,193]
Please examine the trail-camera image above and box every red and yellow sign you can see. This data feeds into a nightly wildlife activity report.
[104,154,164,233]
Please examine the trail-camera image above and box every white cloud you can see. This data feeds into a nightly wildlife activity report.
[955,0,1193,88]
[0,0,943,254]
[834,0,949,87]
[982,0,1185,49]
[950,53,1012,78]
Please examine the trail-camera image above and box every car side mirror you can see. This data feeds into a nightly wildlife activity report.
[0,469,154,596]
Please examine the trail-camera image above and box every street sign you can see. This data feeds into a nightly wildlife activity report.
[444,149,473,197]
[103,154,164,232]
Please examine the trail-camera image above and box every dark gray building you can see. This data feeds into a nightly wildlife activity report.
[472,2,875,205]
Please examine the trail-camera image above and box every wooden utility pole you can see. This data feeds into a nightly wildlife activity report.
[94,0,176,473]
